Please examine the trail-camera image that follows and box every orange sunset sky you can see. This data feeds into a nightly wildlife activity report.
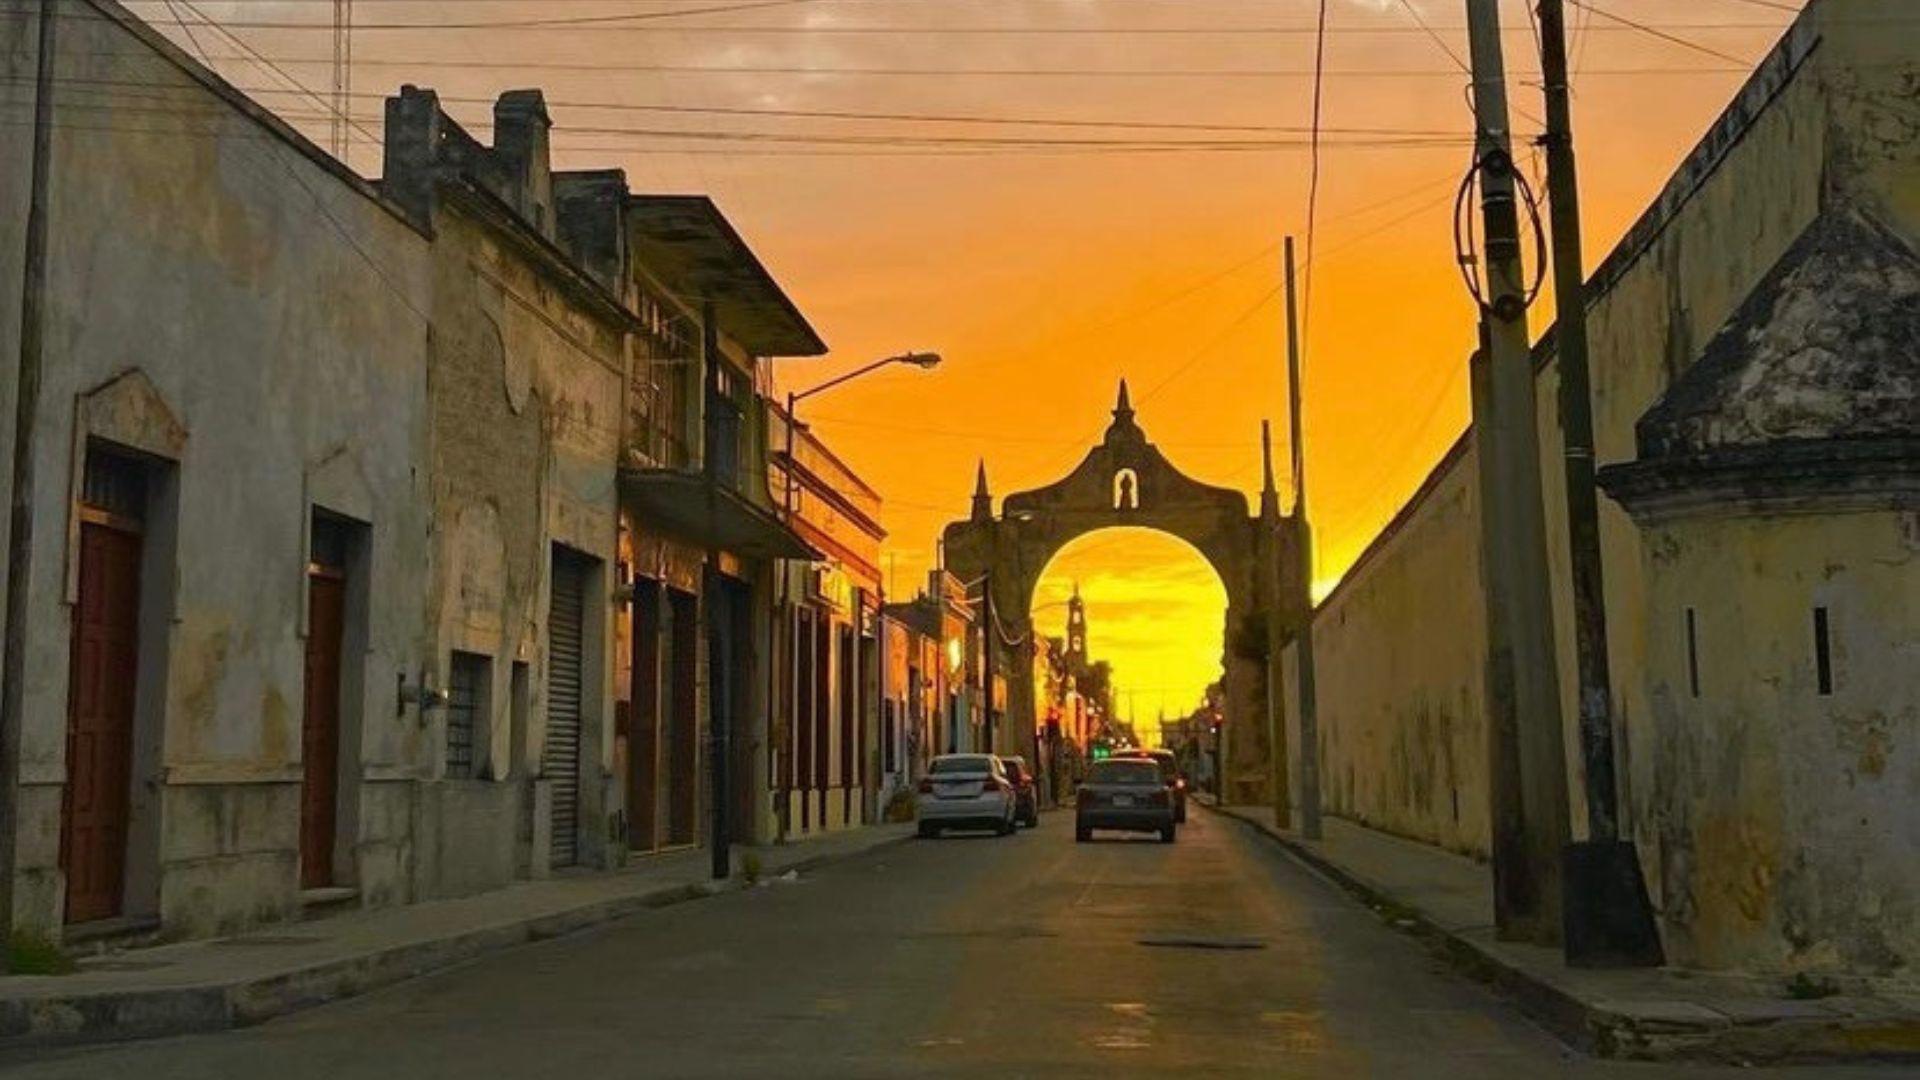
[134,0,1805,726]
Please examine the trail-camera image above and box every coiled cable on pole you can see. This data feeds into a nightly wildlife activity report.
[1452,150,1548,313]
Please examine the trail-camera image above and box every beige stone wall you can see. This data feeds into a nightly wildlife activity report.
[1285,440,1490,857]
[1635,509,1920,974]
[1293,0,1920,975]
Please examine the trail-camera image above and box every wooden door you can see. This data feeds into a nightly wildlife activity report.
[62,523,142,924]
[301,572,345,890]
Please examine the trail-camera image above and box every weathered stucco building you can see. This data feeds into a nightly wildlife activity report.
[382,86,633,889]
[0,1,432,937]
[1282,0,1920,978]
[769,402,886,837]
[0,0,827,943]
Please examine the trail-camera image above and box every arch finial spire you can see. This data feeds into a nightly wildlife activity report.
[1114,378,1134,421]
[1260,420,1281,518]
[970,458,993,522]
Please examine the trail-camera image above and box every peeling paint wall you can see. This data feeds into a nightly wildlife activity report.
[413,181,625,895]
[1290,0,1920,976]
[0,2,432,937]
[1638,511,1919,974]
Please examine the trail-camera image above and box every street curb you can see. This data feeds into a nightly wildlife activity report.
[1202,802,1920,1066]
[0,828,912,1050]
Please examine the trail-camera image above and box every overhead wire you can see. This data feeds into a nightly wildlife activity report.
[1567,0,1755,66]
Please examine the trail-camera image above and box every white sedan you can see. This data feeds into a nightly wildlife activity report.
[915,754,1017,838]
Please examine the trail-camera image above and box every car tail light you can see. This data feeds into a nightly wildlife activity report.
[1149,789,1170,805]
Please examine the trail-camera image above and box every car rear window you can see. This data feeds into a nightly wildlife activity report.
[1088,760,1160,785]
[1118,752,1175,779]
[930,756,993,775]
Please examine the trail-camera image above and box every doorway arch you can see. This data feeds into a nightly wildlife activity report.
[942,382,1297,804]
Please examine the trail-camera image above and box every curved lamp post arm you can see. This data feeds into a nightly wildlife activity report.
[790,351,941,407]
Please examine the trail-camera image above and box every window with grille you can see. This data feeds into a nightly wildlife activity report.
[446,651,491,779]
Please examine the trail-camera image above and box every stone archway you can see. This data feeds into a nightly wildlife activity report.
[942,382,1296,804]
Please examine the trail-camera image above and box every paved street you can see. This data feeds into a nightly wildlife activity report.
[0,813,1898,1079]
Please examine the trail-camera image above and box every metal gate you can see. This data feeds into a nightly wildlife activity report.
[545,552,588,868]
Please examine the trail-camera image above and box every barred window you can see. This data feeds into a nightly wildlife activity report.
[446,652,491,779]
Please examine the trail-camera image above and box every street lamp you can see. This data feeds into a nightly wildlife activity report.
[784,351,942,512]
[774,350,940,842]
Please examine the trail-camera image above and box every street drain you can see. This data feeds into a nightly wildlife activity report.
[1136,936,1266,951]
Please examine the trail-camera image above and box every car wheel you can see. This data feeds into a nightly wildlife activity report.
[1075,825,1091,843]
[1159,824,1177,844]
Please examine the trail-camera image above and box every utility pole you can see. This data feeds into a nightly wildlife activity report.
[1463,0,1570,946]
[1260,420,1291,831]
[702,304,730,881]
[331,0,353,160]
[1535,0,1663,967]
[1,0,59,954]
[1282,237,1323,841]
[980,571,993,754]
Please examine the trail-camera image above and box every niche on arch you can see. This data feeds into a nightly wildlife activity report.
[1113,468,1140,511]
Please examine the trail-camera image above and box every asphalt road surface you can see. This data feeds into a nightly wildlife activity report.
[1,811,1901,1079]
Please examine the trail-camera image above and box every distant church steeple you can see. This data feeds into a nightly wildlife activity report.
[970,459,993,522]
[1066,582,1088,660]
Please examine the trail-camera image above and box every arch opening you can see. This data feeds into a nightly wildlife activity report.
[1027,528,1228,782]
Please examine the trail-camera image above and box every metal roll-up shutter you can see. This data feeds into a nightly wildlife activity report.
[545,554,588,868]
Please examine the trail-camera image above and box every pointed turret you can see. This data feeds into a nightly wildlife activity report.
[970,459,993,522]
[1113,379,1135,422]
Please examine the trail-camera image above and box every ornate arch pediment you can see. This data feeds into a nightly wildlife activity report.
[1001,381,1250,527]
[946,382,1259,616]
[937,381,1288,805]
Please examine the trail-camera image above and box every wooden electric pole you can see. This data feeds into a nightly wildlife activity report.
[1535,0,1663,967]
[1282,238,1321,841]
[1463,0,1570,946]
[1261,420,1291,832]
[980,572,993,754]
[1,0,59,952]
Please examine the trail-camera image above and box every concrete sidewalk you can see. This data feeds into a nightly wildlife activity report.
[0,823,913,1049]
[1206,801,1920,1065]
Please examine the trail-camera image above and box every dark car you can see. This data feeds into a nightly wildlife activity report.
[998,755,1040,827]
[1076,758,1176,843]
[1115,747,1187,823]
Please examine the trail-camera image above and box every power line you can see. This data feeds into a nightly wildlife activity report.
[1300,0,1329,357]
[1567,0,1755,66]
[216,83,1474,138]
[92,8,1807,34]
[1396,0,1469,73]
[51,43,1751,79]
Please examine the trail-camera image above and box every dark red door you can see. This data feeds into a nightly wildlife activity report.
[301,573,345,890]
[62,523,142,924]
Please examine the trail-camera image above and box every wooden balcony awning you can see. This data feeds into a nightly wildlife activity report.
[620,468,818,561]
